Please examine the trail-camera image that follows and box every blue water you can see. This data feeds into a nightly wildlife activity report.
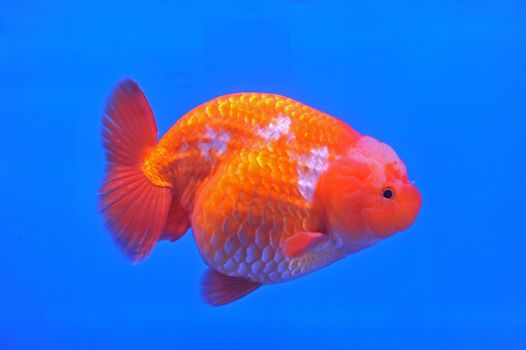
[1,1,525,349]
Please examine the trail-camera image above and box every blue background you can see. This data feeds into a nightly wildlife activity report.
[1,1,525,349]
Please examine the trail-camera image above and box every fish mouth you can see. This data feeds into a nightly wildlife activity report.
[397,183,422,231]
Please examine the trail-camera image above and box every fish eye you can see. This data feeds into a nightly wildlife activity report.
[382,187,394,200]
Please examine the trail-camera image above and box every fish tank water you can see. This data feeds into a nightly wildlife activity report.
[1,0,525,349]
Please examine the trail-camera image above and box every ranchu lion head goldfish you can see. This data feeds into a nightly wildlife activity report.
[99,79,422,306]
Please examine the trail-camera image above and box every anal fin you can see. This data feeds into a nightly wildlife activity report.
[160,197,190,242]
[201,269,261,306]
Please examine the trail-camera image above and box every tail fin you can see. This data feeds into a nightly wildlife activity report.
[99,79,172,261]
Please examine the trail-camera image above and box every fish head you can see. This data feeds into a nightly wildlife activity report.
[317,136,422,245]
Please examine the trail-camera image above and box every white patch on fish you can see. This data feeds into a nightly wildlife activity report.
[197,127,230,157]
[297,146,329,202]
[258,115,291,141]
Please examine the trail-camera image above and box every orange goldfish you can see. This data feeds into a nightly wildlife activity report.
[99,79,422,306]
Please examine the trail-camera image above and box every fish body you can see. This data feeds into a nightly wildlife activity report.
[100,79,422,305]
[146,93,360,284]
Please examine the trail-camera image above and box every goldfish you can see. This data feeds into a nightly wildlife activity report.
[99,79,422,306]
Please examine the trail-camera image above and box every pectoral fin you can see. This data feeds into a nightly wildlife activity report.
[283,231,328,258]
[201,269,261,306]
